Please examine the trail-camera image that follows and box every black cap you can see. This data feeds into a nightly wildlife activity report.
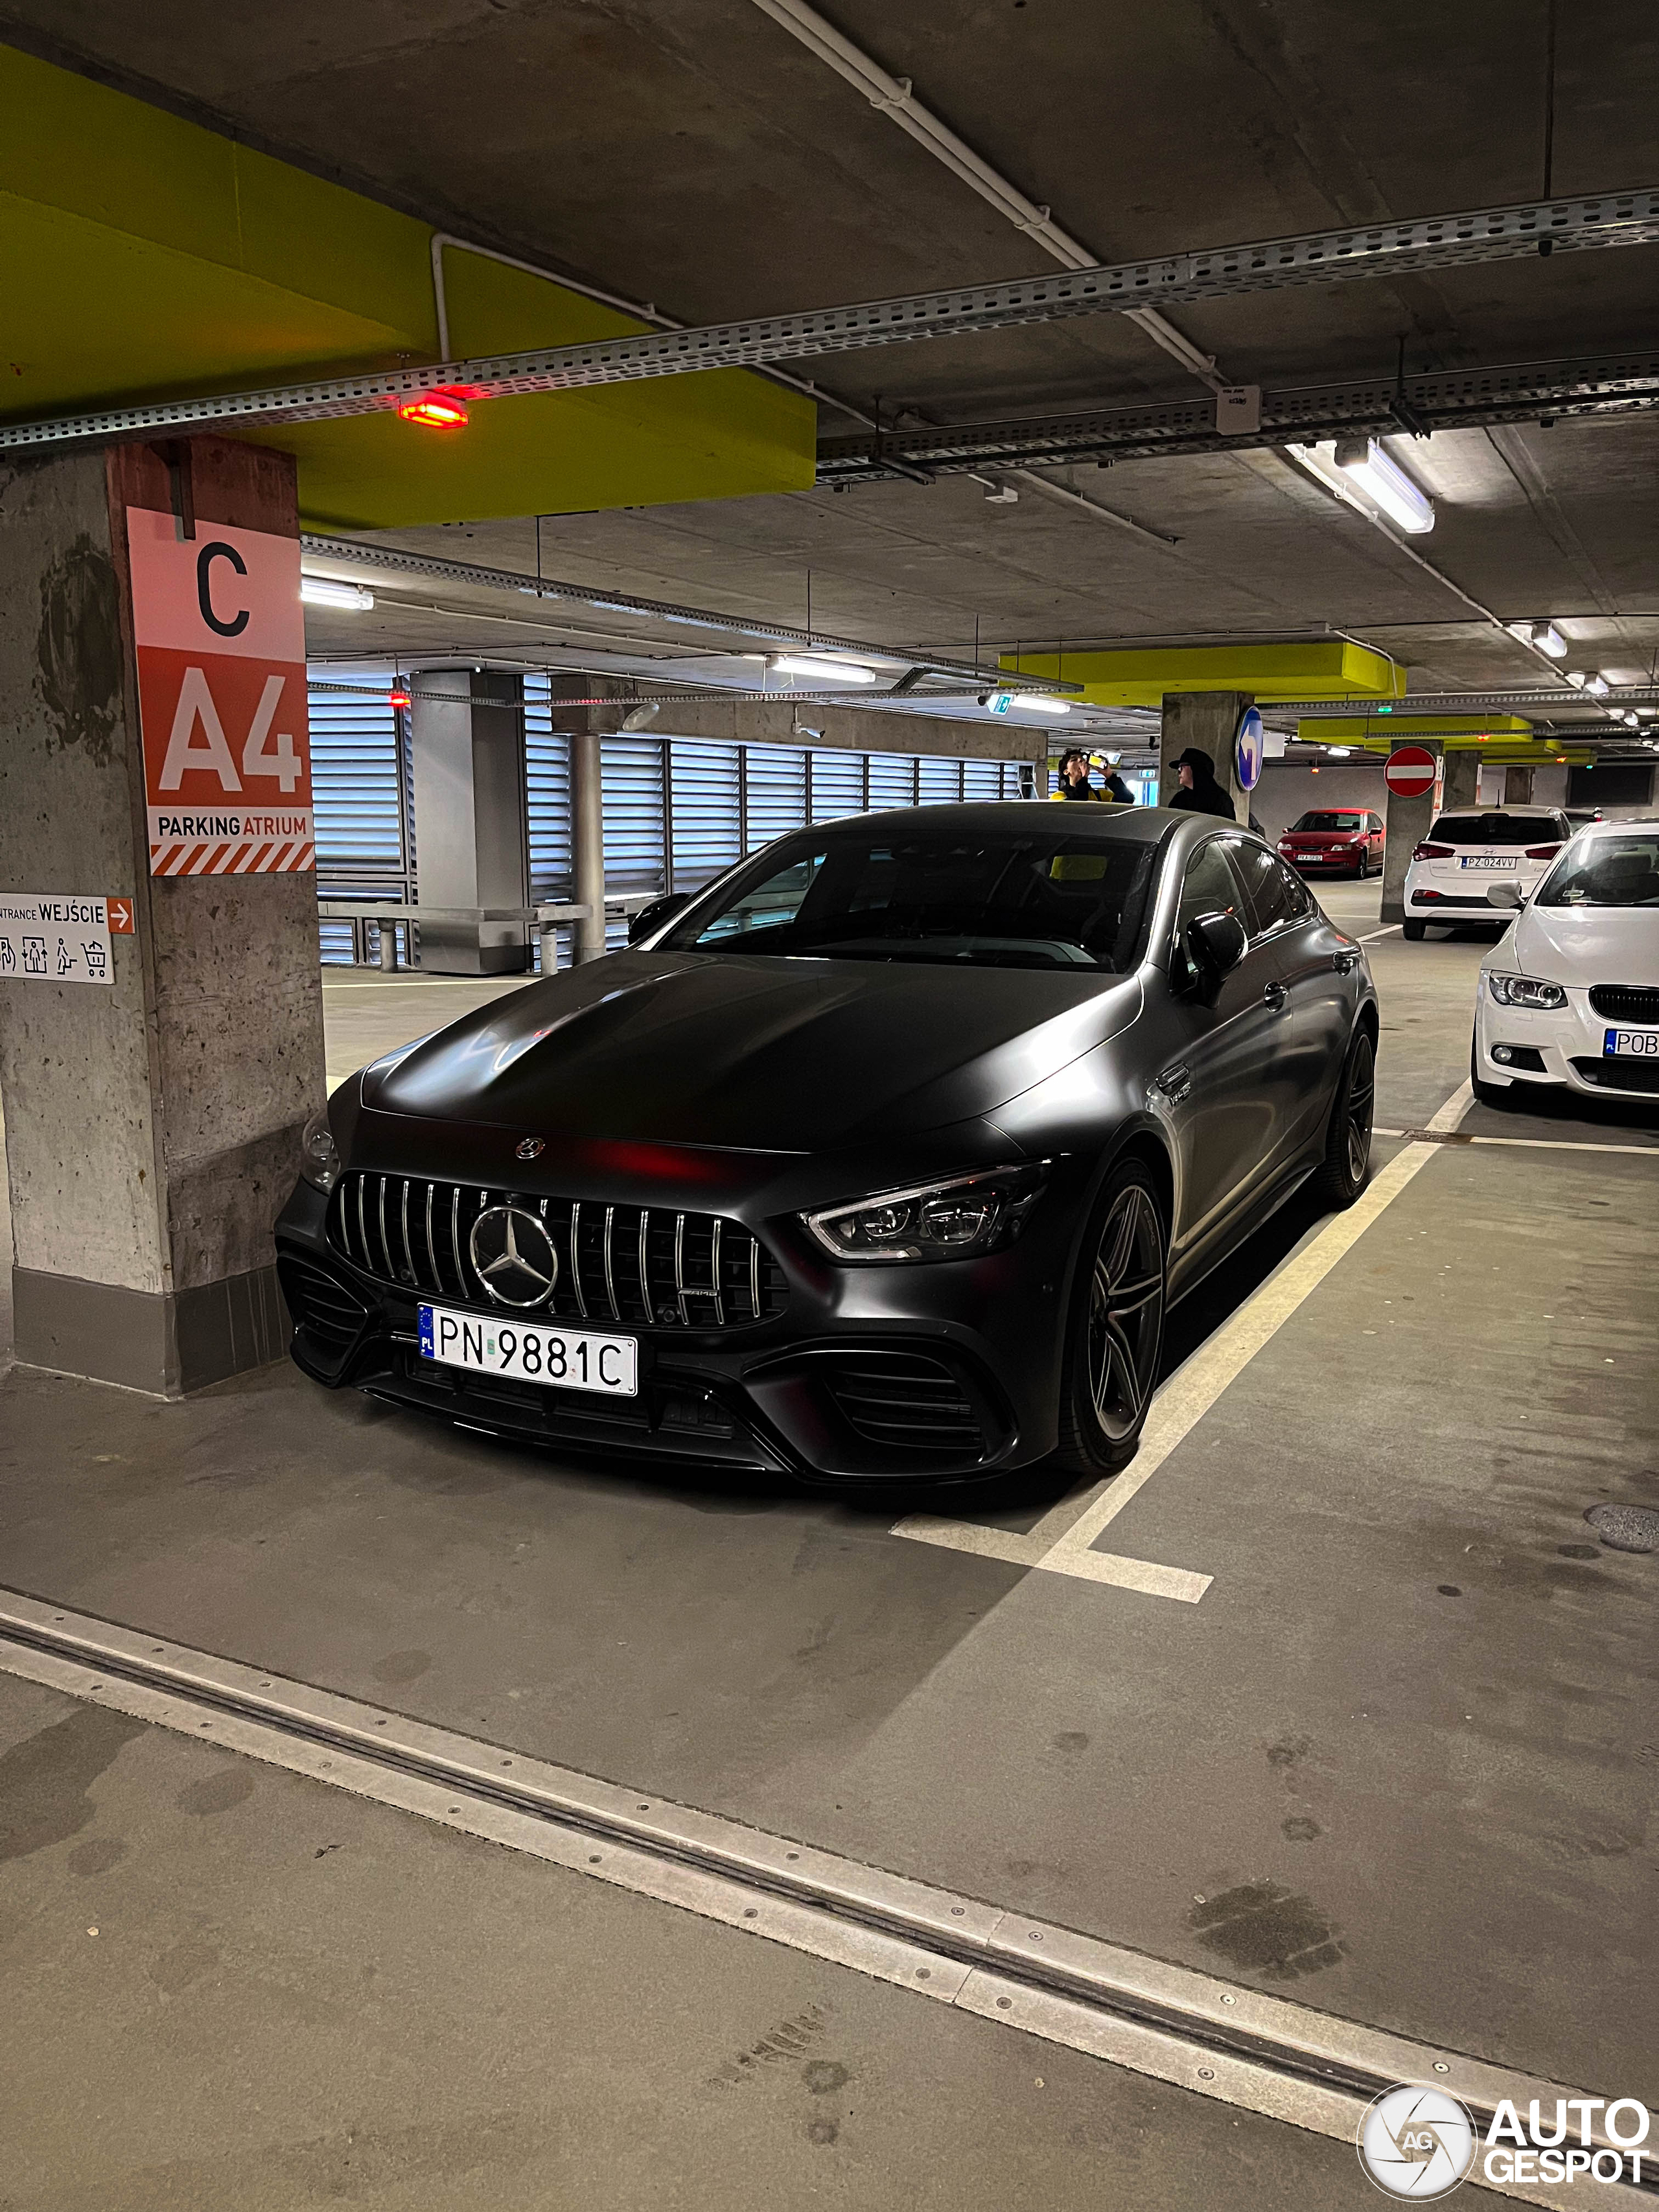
[1172,747,1218,774]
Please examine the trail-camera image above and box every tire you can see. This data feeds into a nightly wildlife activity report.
[1402,919,1426,941]
[1050,1161,1168,1478]
[1311,1024,1376,1209]
[1470,1031,1512,1108]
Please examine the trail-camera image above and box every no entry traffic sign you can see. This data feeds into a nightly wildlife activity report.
[126,509,314,878]
[1384,745,1438,799]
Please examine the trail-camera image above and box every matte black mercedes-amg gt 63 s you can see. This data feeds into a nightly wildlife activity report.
[277,806,1376,1486]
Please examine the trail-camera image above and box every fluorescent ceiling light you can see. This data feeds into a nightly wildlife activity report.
[771,653,879,684]
[1326,745,1352,756]
[1332,439,1435,533]
[1565,670,1588,687]
[1585,675,1610,696]
[1008,692,1072,717]
[1506,619,1567,657]
[300,576,374,611]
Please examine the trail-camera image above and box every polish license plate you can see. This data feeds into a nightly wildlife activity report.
[418,1303,638,1395]
[1605,1028,1659,1058]
[1459,855,1513,870]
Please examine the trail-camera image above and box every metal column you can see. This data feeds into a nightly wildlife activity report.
[571,727,607,964]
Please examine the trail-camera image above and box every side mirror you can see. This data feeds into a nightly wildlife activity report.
[1185,909,1247,981]
[628,892,691,945]
[1485,881,1524,910]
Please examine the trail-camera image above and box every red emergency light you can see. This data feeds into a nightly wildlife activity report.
[397,391,469,430]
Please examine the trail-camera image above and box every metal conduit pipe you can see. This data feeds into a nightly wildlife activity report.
[747,0,1222,388]
[428,229,878,430]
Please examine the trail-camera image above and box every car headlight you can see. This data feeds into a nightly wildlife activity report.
[802,1163,1049,1263]
[299,1106,342,1193]
[1486,972,1566,1009]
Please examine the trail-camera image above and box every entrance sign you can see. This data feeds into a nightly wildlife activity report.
[1233,705,1264,791]
[1384,745,1438,799]
[0,893,117,984]
[126,509,314,876]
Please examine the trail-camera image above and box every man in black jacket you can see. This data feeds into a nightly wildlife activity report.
[1168,746,1236,821]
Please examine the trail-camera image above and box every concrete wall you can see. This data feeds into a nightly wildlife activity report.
[1252,761,1387,842]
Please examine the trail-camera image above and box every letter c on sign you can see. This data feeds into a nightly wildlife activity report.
[197,542,249,638]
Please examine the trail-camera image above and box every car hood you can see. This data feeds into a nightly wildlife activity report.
[362,950,1143,1148]
[1507,903,1659,984]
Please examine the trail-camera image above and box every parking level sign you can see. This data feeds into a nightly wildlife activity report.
[0,894,117,984]
[126,508,314,878]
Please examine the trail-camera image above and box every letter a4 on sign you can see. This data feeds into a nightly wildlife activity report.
[126,508,315,878]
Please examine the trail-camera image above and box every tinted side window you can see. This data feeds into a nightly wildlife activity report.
[1230,841,1306,935]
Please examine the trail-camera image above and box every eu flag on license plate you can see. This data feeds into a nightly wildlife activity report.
[418,1303,434,1358]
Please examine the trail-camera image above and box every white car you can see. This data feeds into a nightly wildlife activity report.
[1472,819,1659,1105]
[1402,806,1572,940]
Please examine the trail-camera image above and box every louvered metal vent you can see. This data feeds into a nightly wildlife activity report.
[329,1172,785,1329]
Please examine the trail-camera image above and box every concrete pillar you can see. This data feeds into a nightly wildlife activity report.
[1380,746,1480,922]
[0,436,325,1393]
[1504,766,1534,804]
[1159,692,1251,821]
[408,669,529,975]
[570,728,607,964]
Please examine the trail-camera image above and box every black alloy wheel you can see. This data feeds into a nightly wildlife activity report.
[1053,1162,1168,1475]
[1312,1025,1375,1207]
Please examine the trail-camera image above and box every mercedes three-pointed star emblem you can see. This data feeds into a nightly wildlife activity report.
[468,1205,560,1309]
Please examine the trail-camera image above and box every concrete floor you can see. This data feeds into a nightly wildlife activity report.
[3,887,1657,2206]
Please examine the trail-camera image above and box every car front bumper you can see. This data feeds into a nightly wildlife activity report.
[274,1155,1095,1487]
[1473,983,1659,1100]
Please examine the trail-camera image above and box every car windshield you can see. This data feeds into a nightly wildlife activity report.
[1535,833,1659,908]
[666,826,1161,972]
[1291,813,1365,832]
[1429,812,1562,847]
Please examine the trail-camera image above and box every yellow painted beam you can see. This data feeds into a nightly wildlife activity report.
[0,42,815,524]
[1005,640,1406,706]
[1302,715,1535,746]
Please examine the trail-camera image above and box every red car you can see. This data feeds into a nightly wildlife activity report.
[1278,809,1386,879]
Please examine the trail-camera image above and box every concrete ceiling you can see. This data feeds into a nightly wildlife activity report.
[10,0,1659,728]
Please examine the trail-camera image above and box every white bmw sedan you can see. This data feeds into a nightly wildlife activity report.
[1472,819,1659,1105]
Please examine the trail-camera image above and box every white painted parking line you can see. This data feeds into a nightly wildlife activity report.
[894,1080,1474,1600]
[1375,1126,1659,1157]
[1356,922,1400,942]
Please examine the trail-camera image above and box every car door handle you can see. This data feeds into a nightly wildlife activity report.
[1153,1062,1192,1104]
[1263,981,1289,1011]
